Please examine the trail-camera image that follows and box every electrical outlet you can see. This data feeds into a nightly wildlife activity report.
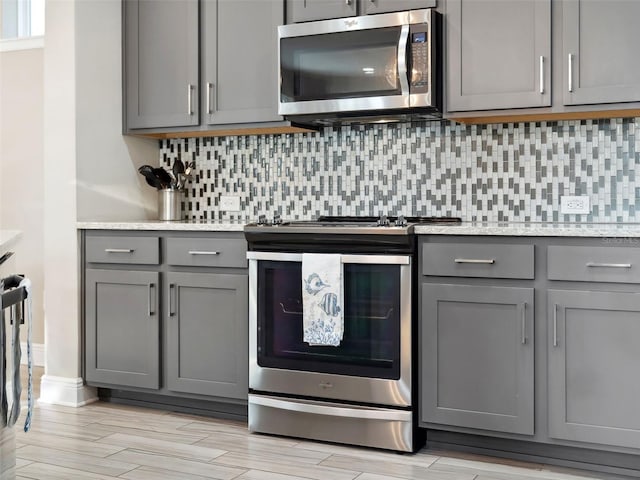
[560,195,590,214]
[219,195,241,212]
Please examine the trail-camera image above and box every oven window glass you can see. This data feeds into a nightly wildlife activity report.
[257,260,401,379]
[280,27,402,103]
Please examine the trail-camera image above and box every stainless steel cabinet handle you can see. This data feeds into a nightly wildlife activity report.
[148,283,155,316]
[187,84,194,115]
[169,283,176,317]
[454,258,496,264]
[553,303,558,347]
[539,56,545,94]
[586,262,632,268]
[105,248,134,253]
[345,0,351,5]
[568,54,573,92]
[188,251,220,256]
[206,82,214,115]
[521,302,527,345]
[397,25,410,96]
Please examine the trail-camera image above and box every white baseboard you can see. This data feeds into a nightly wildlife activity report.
[19,342,45,367]
[38,375,98,407]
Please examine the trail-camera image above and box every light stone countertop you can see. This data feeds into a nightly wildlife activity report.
[77,220,245,232]
[77,220,640,238]
[414,222,640,238]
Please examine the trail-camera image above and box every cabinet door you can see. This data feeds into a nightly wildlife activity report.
[421,284,534,434]
[548,290,640,449]
[362,0,435,15]
[202,0,283,125]
[166,272,248,399]
[288,0,356,22]
[85,269,160,389]
[446,0,551,112]
[563,0,640,106]
[124,0,199,129]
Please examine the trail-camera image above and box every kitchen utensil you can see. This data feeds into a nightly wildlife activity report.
[138,165,163,190]
[152,167,173,189]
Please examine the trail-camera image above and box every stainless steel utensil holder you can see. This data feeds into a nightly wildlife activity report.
[158,189,182,221]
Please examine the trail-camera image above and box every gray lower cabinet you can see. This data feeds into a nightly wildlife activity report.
[165,272,248,399]
[85,269,160,389]
[124,0,199,129]
[421,283,534,435]
[446,0,551,112]
[562,0,640,106]
[548,289,640,449]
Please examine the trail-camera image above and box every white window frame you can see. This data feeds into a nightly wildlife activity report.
[0,0,44,51]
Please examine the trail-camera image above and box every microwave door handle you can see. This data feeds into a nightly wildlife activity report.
[397,25,410,96]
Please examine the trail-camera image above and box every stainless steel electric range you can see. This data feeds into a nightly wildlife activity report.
[244,215,461,452]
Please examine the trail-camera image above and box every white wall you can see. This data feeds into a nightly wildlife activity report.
[75,0,158,222]
[0,46,45,346]
[39,0,159,405]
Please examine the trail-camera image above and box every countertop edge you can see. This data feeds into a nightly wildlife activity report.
[414,224,640,237]
[76,221,640,238]
[77,221,245,232]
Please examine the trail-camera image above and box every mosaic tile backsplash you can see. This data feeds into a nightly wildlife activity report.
[160,117,640,223]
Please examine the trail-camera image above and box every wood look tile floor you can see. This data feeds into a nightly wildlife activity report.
[9,367,626,480]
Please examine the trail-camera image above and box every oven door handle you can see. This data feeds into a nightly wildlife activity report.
[247,251,410,265]
[249,394,412,422]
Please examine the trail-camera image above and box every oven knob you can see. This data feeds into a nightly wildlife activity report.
[395,214,407,227]
[377,214,390,226]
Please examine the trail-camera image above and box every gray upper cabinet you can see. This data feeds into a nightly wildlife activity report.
[421,283,534,435]
[202,0,283,125]
[548,289,640,449]
[446,0,551,112]
[562,0,640,106]
[124,0,282,132]
[165,272,248,399]
[85,269,160,389]
[288,0,356,22]
[361,0,435,15]
[287,0,434,22]
[124,0,199,129]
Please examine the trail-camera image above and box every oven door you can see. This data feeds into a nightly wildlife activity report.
[248,251,412,407]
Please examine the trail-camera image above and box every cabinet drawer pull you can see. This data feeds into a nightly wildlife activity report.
[188,251,220,256]
[539,56,545,94]
[454,258,495,264]
[586,262,632,269]
[148,283,155,316]
[521,302,527,345]
[553,303,558,347]
[568,53,574,92]
[105,248,134,253]
[169,283,176,317]
[345,0,351,5]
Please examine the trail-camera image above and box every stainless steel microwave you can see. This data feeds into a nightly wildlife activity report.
[278,9,441,125]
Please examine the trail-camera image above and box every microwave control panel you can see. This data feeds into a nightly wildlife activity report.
[409,24,431,95]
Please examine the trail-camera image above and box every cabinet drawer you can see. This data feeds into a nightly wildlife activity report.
[166,237,247,268]
[548,246,640,283]
[85,236,160,265]
[422,243,534,279]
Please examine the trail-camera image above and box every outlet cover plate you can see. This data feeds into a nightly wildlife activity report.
[219,195,241,212]
[560,195,590,214]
